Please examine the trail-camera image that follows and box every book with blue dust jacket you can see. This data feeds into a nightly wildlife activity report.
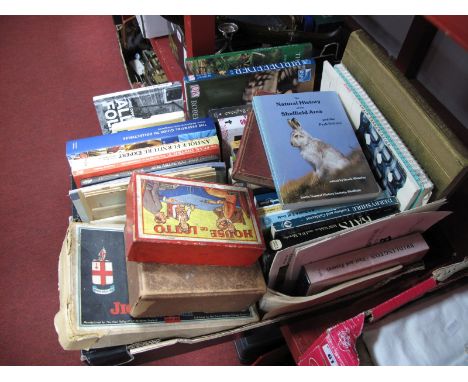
[253,91,381,210]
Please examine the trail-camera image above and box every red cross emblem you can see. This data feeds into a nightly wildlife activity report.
[92,261,113,285]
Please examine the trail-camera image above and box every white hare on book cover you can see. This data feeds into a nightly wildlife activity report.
[288,117,351,181]
[253,91,381,209]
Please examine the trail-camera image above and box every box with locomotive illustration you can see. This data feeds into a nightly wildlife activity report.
[125,173,265,266]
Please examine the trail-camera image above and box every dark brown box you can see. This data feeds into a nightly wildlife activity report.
[127,260,267,317]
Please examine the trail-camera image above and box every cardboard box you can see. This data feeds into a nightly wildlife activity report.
[127,261,266,317]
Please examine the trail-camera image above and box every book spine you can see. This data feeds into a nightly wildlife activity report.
[76,144,219,187]
[186,59,313,82]
[185,43,313,75]
[70,135,218,172]
[66,118,215,156]
[271,196,398,235]
[301,232,428,294]
[252,98,282,202]
[268,202,399,252]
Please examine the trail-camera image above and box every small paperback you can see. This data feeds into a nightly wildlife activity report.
[253,91,381,210]
[54,222,259,350]
[93,82,184,134]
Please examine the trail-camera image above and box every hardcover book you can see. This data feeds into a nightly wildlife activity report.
[320,60,433,210]
[93,82,184,134]
[66,118,220,187]
[232,93,275,188]
[297,232,429,295]
[125,173,265,266]
[252,91,381,210]
[54,222,259,350]
[269,196,400,250]
[185,43,313,75]
[127,260,266,317]
[342,30,468,199]
[184,58,316,119]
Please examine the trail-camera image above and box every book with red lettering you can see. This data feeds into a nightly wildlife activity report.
[125,172,265,266]
[297,232,429,295]
[66,118,219,187]
[54,222,259,350]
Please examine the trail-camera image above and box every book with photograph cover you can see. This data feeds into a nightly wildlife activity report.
[125,173,265,266]
[54,222,259,350]
[253,91,381,210]
[93,82,184,134]
[342,30,468,199]
[185,43,313,75]
[184,58,315,120]
[320,60,433,210]
[66,118,219,187]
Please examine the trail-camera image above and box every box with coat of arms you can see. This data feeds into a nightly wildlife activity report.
[125,172,265,266]
[54,222,260,350]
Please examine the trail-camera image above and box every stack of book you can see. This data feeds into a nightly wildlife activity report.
[54,31,458,361]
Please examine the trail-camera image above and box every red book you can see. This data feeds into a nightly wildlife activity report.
[125,172,265,266]
[231,92,274,189]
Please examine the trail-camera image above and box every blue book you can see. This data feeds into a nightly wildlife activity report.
[66,118,216,158]
[253,91,381,210]
[66,118,219,187]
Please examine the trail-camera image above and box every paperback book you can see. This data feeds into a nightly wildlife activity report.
[185,43,313,75]
[54,222,259,350]
[125,173,265,266]
[93,82,184,134]
[320,60,433,210]
[184,58,316,119]
[253,91,381,210]
[66,118,219,187]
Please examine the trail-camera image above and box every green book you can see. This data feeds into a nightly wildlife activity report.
[185,43,313,75]
[342,30,468,199]
[184,59,316,120]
